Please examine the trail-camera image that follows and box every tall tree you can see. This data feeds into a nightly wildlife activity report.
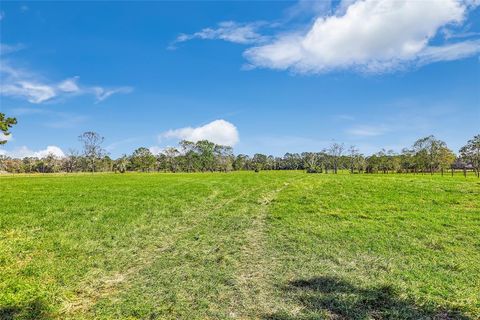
[413,135,449,174]
[63,149,80,173]
[460,134,480,178]
[328,142,344,174]
[252,153,268,172]
[195,140,216,172]
[0,113,17,145]
[214,144,234,172]
[348,145,360,174]
[302,152,318,173]
[179,140,198,172]
[163,147,180,172]
[78,131,106,173]
[131,147,156,172]
[233,154,249,171]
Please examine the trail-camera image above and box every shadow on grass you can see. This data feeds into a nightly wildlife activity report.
[265,276,470,320]
[0,299,51,320]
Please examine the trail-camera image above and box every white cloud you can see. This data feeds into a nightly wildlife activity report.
[171,21,269,48]
[244,0,480,73]
[58,77,80,93]
[0,44,133,103]
[91,86,133,102]
[417,39,480,64]
[0,145,65,159]
[1,81,57,103]
[160,119,239,146]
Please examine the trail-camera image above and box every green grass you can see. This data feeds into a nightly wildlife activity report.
[0,172,479,319]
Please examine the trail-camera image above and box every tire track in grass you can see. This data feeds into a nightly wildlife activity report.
[61,181,268,318]
[229,176,304,319]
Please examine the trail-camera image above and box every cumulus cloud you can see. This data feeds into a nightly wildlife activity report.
[244,0,480,73]
[160,119,239,146]
[0,44,133,103]
[0,145,65,158]
[170,21,269,49]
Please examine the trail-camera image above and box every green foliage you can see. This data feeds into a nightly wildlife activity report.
[0,172,478,319]
[0,113,17,145]
[130,147,156,172]
[460,134,480,177]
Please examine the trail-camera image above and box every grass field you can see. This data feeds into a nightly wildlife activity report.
[1,172,479,319]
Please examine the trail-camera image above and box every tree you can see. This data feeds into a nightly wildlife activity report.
[131,147,156,172]
[195,140,216,172]
[0,113,17,145]
[78,131,106,172]
[413,135,450,174]
[63,149,80,173]
[460,134,480,178]
[252,153,268,172]
[348,145,359,174]
[302,152,318,173]
[437,146,455,176]
[114,155,129,173]
[328,142,344,174]
[179,140,197,172]
[163,147,180,172]
[214,144,234,172]
[233,154,249,171]
[283,153,301,170]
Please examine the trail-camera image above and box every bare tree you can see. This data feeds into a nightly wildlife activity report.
[328,142,344,174]
[348,145,359,174]
[78,131,105,173]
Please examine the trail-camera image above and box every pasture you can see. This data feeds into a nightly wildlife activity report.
[1,172,479,319]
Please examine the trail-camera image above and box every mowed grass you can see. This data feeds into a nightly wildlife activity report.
[0,172,479,319]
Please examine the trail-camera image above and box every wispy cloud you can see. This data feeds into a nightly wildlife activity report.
[169,21,270,49]
[91,86,133,103]
[0,43,133,104]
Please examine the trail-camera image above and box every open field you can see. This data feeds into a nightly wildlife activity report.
[1,172,479,319]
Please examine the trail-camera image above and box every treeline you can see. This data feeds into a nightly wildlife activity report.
[0,132,479,177]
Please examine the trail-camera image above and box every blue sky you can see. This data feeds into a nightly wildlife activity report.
[0,0,479,158]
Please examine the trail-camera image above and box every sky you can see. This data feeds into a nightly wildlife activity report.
[0,0,479,158]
